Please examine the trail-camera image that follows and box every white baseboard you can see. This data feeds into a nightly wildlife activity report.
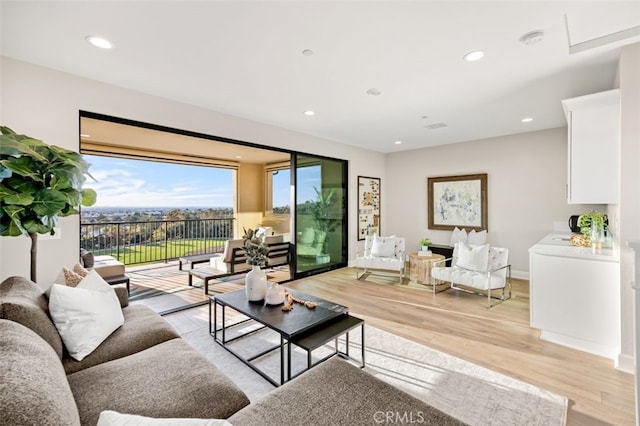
[511,270,529,280]
[616,353,635,374]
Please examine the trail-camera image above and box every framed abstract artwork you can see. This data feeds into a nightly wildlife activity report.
[357,176,380,240]
[428,173,487,231]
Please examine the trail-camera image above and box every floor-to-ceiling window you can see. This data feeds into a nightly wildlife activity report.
[80,112,348,282]
[294,154,347,277]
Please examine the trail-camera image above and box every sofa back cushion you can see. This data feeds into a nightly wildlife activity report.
[0,276,64,359]
[0,319,80,425]
[221,239,245,263]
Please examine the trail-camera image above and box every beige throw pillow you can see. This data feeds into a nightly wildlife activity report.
[62,267,83,287]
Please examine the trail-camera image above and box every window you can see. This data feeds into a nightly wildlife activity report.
[265,163,290,214]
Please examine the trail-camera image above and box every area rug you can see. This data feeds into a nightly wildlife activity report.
[181,322,567,426]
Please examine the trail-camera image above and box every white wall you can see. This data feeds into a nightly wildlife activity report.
[0,57,386,287]
[618,42,640,372]
[385,128,600,277]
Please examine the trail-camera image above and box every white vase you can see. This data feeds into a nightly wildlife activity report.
[245,265,267,302]
[265,282,285,305]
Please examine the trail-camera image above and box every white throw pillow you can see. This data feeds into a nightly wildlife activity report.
[449,227,468,247]
[467,229,488,246]
[370,235,396,257]
[456,242,489,271]
[97,411,232,426]
[49,270,124,361]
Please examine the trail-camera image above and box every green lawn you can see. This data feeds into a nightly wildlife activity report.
[92,239,226,266]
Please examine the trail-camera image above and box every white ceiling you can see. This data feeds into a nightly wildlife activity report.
[2,1,640,153]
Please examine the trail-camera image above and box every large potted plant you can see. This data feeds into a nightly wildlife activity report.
[0,127,96,282]
[310,187,340,260]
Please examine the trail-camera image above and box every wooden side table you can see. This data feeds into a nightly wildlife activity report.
[408,252,446,291]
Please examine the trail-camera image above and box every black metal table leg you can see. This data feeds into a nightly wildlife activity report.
[361,323,365,368]
[282,335,287,385]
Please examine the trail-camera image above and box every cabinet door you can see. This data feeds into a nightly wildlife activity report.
[530,252,620,357]
[566,91,620,204]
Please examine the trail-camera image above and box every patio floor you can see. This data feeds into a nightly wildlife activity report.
[125,261,290,315]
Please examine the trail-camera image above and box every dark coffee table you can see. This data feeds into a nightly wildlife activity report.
[209,289,364,386]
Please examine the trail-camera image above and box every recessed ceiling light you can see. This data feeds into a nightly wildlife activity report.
[235,155,242,159]
[463,50,484,62]
[85,35,113,49]
[520,31,544,45]
[394,140,402,145]
[521,117,534,123]
[80,133,90,138]
[304,110,315,116]
[302,49,314,56]
[366,88,382,96]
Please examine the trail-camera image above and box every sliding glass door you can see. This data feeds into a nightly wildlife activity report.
[293,153,347,278]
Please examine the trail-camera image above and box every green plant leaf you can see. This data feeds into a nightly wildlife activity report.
[0,220,24,236]
[31,189,67,216]
[81,188,97,206]
[6,178,38,194]
[3,192,34,206]
[2,204,27,235]
[1,126,95,242]
[0,183,16,198]
[60,187,82,206]
[22,218,53,235]
[0,164,11,181]
[0,135,48,161]
[1,156,44,182]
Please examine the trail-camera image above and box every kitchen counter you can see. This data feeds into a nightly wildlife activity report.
[529,232,619,262]
[529,233,620,361]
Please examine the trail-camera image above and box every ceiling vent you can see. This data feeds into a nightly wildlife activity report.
[424,122,447,130]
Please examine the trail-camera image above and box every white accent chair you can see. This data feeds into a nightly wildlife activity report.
[355,235,406,283]
[431,242,511,308]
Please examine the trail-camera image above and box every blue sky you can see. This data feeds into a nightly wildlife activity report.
[84,155,235,208]
[83,155,317,208]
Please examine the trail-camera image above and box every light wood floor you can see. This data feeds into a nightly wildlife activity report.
[163,267,635,426]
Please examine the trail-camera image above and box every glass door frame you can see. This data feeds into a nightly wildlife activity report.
[291,153,348,279]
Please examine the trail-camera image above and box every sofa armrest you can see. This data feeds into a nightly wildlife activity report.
[113,284,129,308]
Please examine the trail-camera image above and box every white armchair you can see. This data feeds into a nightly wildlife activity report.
[355,235,406,283]
[431,242,511,308]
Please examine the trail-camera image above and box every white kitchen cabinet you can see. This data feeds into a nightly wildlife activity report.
[562,89,620,204]
[529,234,620,360]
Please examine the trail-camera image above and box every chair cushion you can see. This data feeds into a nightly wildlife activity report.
[356,256,404,272]
[229,357,463,426]
[92,255,126,279]
[97,411,231,426]
[68,339,250,426]
[62,305,179,374]
[0,276,64,359]
[0,319,80,426]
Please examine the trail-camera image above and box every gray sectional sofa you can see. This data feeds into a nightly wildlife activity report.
[0,275,463,426]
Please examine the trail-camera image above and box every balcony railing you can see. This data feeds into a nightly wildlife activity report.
[80,218,235,266]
